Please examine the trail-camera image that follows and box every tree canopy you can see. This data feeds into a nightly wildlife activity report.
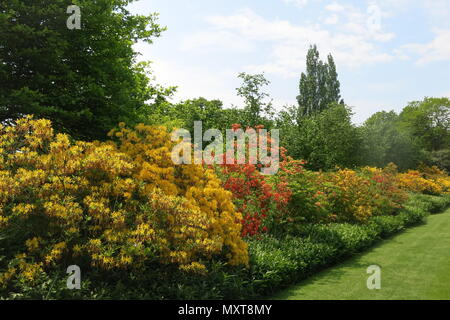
[236,72,274,128]
[296,45,343,118]
[359,111,423,170]
[399,97,450,152]
[0,0,170,140]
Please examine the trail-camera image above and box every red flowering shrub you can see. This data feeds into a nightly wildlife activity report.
[214,124,303,237]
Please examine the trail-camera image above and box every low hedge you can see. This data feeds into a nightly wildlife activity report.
[1,194,449,300]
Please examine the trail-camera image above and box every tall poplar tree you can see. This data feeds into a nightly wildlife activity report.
[296,45,343,119]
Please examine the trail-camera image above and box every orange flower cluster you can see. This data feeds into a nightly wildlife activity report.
[397,165,450,195]
[216,124,304,236]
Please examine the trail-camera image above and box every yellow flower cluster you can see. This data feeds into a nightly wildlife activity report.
[325,169,375,222]
[397,169,444,195]
[109,123,248,267]
[322,165,408,223]
[419,166,450,194]
[327,164,449,223]
[0,117,248,287]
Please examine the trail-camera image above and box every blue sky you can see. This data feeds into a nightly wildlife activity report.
[127,0,450,124]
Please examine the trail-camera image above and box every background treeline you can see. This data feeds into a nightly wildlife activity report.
[1,0,449,172]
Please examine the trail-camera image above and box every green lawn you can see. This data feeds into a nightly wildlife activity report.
[273,208,450,300]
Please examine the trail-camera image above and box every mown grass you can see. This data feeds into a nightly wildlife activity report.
[272,208,450,300]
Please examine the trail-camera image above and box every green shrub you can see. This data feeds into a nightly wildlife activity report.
[409,194,450,213]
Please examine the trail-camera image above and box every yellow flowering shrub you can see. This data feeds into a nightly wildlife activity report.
[320,166,407,223]
[418,165,450,194]
[436,177,450,194]
[322,169,376,222]
[108,123,248,266]
[0,117,247,287]
[397,170,443,195]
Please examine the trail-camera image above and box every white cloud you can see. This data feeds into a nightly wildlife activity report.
[181,30,254,53]
[324,14,339,25]
[422,0,450,27]
[282,0,309,8]
[402,29,450,64]
[150,58,243,107]
[337,3,395,42]
[133,41,243,107]
[325,3,345,12]
[181,8,397,77]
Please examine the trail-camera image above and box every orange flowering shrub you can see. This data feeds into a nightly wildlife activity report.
[359,164,408,215]
[213,124,303,237]
[317,166,408,223]
[397,170,443,195]
[0,117,247,287]
[418,165,450,194]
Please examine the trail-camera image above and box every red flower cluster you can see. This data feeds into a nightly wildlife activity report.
[215,124,304,237]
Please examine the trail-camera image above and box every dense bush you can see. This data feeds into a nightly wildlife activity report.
[285,165,408,227]
[216,124,303,236]
[227,194,448,299]
[0,117,248,293]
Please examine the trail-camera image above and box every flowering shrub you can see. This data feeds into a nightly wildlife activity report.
[359,164,408,216]
[321,169,377,222]
[294,166,408,224]
[215,124,303,237]
[397,170,443,195]
[109,122,248,266]
[279,167,330,227]
[0,117,248,288]
[418,165,450,194]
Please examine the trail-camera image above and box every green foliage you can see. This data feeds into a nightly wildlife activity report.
[0,0,172,140]
[285,170,330,225]
[427,149,450,172]
[282,103,360,170]
[297,45,343,117]
[407,193,450,214]
[236,72,275,128]
[399,97,450,152]
[359,111,423,170]
[159,97,244,135]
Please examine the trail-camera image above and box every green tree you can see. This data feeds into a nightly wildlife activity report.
[296,45,343,118]
[236,72,274,128]
[172,98,242,134]
[428,149,450,172]
[146,97,245,135]
[399,97,450,152]
[281,103,360,170]
[359,111,423,170]
[0,0,170,140]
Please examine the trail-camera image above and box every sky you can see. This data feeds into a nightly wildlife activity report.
[127,0,450,124]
